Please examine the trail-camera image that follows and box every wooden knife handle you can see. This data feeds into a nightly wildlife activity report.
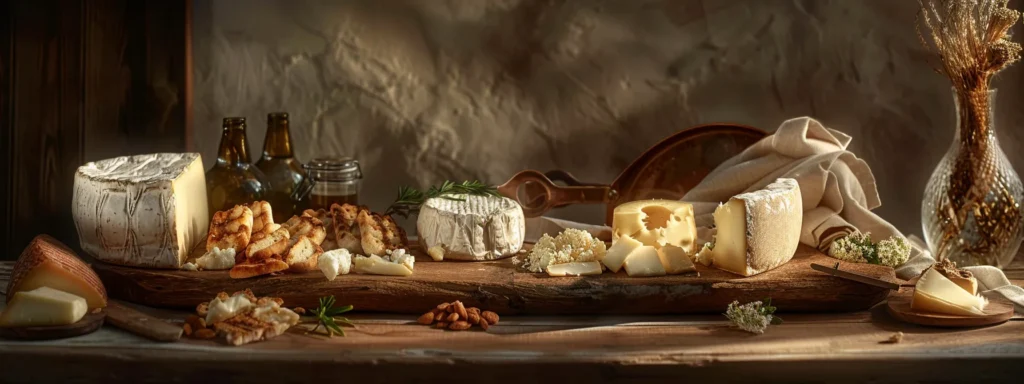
[104,300,182,342]
[498,170,615,218]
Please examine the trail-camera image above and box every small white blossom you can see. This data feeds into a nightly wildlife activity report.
[724,300,775,334]
[877,236,911,267]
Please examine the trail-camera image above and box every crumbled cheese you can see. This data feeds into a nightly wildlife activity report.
[319,248,352,281]
[181,262,198,271]
[427,246,445,261]
[196,247,236,270]
[522,228,607,273]
[694,241,714,266]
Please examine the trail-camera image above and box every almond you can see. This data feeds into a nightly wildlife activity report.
[467,307,481,315]
[293,307,306,315]
[481,311,499,325]
[446,304,455,313]
[467,313,481,325]
[182,323,193,336]
[417,312,436,325]
[446,313,460,322]
[194,328,217,339]
[453,301,468,319]
[184,315,204,331]
[434,321,449,329]
[479,318,490,331]
[436,302,450,312]
[449,321,471,331]
[434,312,445,322]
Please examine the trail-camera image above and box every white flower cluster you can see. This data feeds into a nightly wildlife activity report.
[724,300,773,334]
[827,232,911,267]
[876,236,911,267]
[521,228,607,273]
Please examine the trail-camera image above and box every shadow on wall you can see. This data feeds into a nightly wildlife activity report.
[191,0,1024,235]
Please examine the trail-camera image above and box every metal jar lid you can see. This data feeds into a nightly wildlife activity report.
[303,157,362,182]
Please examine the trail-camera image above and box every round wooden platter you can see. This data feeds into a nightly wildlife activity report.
[0,312,106,341]
[886,292,1014,328]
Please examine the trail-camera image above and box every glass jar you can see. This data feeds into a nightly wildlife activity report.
[205,117,272,216]
[292,157,362,211]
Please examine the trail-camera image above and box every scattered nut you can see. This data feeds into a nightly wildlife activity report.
[293,307,306,315]
[467,313,481,325]
[415,313,436,325]
[182,323,193,336]
[446,304,455,313]
[91,308,102,314]
[481,311,500,325]
[436,302,450,312]
[467,307,481,315]
[193,328,217,339]
[185,315,205,331]
[434,321,449,329]
[434,312,445,321]
[881,332,904,344]
[449,321,472,331]
[198,317,207,329]
[479,318,490,331]
[446,312,460,322]
[453,301,468,319]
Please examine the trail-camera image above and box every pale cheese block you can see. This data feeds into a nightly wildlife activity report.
[622,245,667,277]
[911,268,988,316]
[417,194,525,260]
[612,200,697,253]
[73,153,209,268]
[711,178,802,277]
[603,235,641,273]
[353,255,413,276]
[0,287,88,327]
[7,235,107,309]
[546,261,603,276]
[657,245,696,275]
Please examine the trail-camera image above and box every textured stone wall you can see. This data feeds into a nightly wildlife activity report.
[192,0,1024,236]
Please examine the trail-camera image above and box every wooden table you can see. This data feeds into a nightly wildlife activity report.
[1,262,1023,383]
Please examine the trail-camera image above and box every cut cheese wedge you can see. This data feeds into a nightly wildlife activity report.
[7,235,107,309]
[353,255,413,276]
[711,178,802,277]
[622,246,667,277]
[0,287,88,327]
[546,261,603,277]
[912,268,987,316]
[657,245,696,275]
[603,235,642,273]
[612,200,697,253]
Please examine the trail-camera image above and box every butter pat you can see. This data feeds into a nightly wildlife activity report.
[546,261,603,276]
[711,178,802,276]
[912,268,987,316]
[622,246,667,277]
[613,200,697,253]
[0,287,88,327]
[603,235,642,273]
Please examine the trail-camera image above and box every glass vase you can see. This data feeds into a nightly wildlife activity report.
[922,88,1024,268]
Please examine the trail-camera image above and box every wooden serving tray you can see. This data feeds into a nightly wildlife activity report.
[92,245,896,315]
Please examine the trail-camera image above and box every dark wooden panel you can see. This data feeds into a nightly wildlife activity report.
[0,0,14,259]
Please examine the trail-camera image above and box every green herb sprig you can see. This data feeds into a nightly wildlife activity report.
[385,180,500,218]
[309,295,355,337]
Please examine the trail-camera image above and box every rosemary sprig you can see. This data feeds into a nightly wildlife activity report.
[308,295,355,337]
[385,180,500,218]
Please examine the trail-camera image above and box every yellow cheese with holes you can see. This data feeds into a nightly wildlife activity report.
[711,178,802,277]
[612,200,697,253]
[603,235,641,273]
[911,268,987,316]
[622,246,667,277]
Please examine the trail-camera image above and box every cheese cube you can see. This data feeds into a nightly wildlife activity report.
[912,268,988,316]
[657,245,696,275]
[0,287,88,327]
[546,261,603,276]
[603,235,642,273]
[711,178,802,277]
[612,200,697,253]
[622,246,667,277]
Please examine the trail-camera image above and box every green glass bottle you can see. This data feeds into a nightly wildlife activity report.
[205,117,271,216]
[255,112,306,222]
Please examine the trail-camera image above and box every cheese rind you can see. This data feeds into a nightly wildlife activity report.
[612,200,697,253]
[546,261,603,276]
[0,287,88,327]
[7,235,107,309]
[912,268,987,316]
[603,235,642,273]
[711,178,802,277]
[622,246,667,277]
[417,194,525,260]
[73,153,209,268]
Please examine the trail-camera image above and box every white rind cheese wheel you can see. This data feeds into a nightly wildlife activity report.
[73,153,209,269]
[417,194,525,261]
[711,178,802,277]
[612,200,697,253]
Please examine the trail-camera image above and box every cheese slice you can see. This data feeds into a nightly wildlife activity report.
[612,200,697,253]
[73,153,209,268]
[205,293,254,325]
[7,235,107,308]
[711,178,802,277]
[0,287,88,327]
[912,268,988,316]
[622,246,667,277]
[603,235,641,273]
[353,255,413,276]
[657,245,696,275]
[417,194,525,260]
[546,261,603,276]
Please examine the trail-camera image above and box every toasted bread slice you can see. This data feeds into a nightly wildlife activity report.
[330,204,364,254]
[207,205,254,252]
[214,305,298,346]
[249,201,276,236]
[284,235,323,273]
[244,228,291,261]
[357,210,387,256]
[284,215,327,246]
[229,259,289,279]
[380,215,408,250]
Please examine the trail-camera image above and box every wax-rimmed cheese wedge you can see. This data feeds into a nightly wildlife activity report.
[912,268,987,316]
[657,245,696,275]
[623,246,667,277]
[0,287,88,327]
[711,178,802,277]
[353,255,413,276]
[932,259,978,295]
[7,235,107,309]
[603,235,642,273]
[546,261,603,277]
[612,200,697,253]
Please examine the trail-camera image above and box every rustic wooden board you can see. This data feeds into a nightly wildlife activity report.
[93,245,896,315]
[886,292,1014,328]
[0,312,105,341]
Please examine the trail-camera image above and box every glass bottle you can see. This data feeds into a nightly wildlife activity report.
[205,117,272,216]
[255,112,306,222]
[292,157,362,211]
[922,89,1024,268]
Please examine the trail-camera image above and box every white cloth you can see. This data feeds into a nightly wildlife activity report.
[525,117,1024,312]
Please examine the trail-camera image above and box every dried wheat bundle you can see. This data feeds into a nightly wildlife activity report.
[917,0,1022,92]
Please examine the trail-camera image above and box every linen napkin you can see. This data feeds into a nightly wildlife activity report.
[525,116,1024,312]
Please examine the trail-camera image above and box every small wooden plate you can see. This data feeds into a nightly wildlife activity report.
[887,292,1013,328]
[0,312,106,340]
